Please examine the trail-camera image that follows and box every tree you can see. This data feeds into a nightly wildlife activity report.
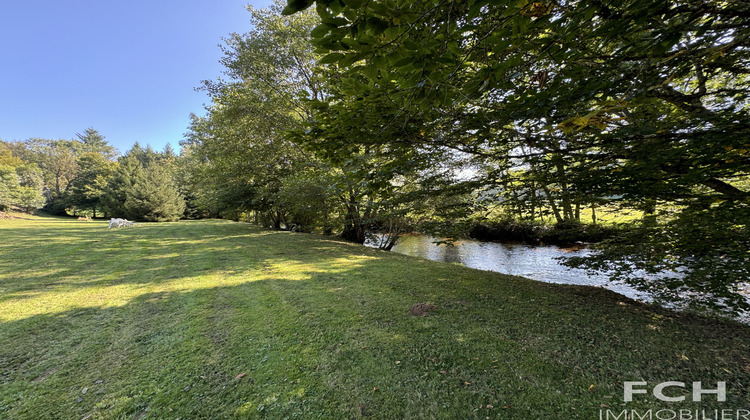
[102,146,185,221]
[21,139,79,198]
[286,0,750,315]
[0,142,45,213]
[66,152,115,217]
[123,164,185,222]
[75,128,118,160]
[0,166,18,211]
[183,1,324,223]
[102,153,140,218]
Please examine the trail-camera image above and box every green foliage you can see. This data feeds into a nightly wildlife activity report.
[102,153,140,218]
[75,128,118,160]
[103,146,185,222]
[183,1,323,224]
[13,186,46,213]
[4,131,118,216]
[0,143,46,213]
[21,138,79,198]
[274,169,335,232]
[123,164,186,222]
[0,165,18,211]
[288,0,750,314]
[66,152,116,217]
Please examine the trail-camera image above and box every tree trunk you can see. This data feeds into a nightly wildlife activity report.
[55,172,62,197]
[341,192,366,244]
[542,185,564,223]
[554,158,574,221]
[591,204,597,225]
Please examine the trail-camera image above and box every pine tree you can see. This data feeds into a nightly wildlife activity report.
[101,154,140,218]
[102,148,185,221]
[67,152,115,217]
[123,164,185,222]
[76,128,118,160]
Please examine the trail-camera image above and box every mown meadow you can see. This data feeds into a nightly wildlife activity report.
[1,215,748,419]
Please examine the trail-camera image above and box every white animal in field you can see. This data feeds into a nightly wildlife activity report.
[108,218,132,228]
[108,218,140,228]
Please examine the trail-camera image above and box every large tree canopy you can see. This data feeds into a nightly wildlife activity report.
[284,0,750,314]
[183,2,323,222]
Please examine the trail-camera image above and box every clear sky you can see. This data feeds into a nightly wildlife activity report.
[0,0,273,155]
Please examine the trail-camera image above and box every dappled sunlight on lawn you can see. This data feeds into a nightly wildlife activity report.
[0,217,381,322]
[2,217,750,419]
[0,271,308,322]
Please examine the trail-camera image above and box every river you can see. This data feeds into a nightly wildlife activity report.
[368,234,651,302]
[368,234,749,323]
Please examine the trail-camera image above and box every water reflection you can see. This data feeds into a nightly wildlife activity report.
[366,234,750,323]
[371,234,650,301]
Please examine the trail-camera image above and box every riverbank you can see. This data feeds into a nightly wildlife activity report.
[1,216,748,418]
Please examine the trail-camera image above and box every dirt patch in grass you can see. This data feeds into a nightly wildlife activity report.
[410,303,436,316]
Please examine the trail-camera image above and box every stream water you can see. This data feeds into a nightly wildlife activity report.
[369,234,651,301]
[368,234,749,323]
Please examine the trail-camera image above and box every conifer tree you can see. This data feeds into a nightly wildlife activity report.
[123,164,185,222]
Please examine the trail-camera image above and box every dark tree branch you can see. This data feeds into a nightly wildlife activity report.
[701,178,750,201]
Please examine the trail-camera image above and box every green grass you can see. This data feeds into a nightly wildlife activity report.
[1,215,748,419]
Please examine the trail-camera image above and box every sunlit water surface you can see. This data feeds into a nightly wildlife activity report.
[368,234,749,323]
[369,235,658,303]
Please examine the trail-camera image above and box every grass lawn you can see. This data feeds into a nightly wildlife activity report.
[0,215,748,419]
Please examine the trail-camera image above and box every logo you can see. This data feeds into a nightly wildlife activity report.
[624,381,726,402]
[597,381,749,420]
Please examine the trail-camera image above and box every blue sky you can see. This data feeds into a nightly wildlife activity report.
[0,0,273,154]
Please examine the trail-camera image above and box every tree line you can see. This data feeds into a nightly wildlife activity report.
[0,129,185,222]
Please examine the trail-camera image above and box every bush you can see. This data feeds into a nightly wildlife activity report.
[42,197,69,216]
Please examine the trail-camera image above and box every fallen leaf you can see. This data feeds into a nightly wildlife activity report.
[680,354,689,361]
[235,373,246,380]
[440,370,447,375]
[503,405,510,409]
[588,384,595,392]
[395,361,400,365]
[81,387,88,394]
[601,404,610,408]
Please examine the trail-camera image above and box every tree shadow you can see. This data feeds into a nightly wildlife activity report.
[2,218,749,418]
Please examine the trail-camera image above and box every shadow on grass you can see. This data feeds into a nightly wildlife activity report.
[1,274,749,419]
[0,220,377,301]
[1,218,749,418]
